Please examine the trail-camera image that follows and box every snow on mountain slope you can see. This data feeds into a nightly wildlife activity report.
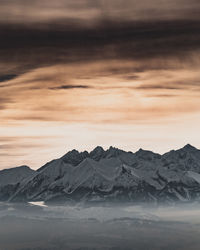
[2,144,200,203]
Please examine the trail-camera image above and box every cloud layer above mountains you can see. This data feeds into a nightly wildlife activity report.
[0,0,200,168]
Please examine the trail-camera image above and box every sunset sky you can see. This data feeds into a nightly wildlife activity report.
[1,0,200,169]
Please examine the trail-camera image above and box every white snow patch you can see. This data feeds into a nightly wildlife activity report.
[29,201,48,208]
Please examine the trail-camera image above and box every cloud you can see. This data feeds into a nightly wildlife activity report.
[0,1,200,124]
[145,94,179,98]
[1,1,200,169]
[0,143,46,150]
[135,84,185,90]
[0,60,200,124]
[0,0,200,25]
[49,85,91,90]
[0,97,14,110]
[0,74,17,83]
[0,19,200,78]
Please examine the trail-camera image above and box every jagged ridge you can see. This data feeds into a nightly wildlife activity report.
[1,144,200,203]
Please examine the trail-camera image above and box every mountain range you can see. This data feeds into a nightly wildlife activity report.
[1,144,200,203]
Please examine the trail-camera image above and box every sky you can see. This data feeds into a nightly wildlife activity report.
[0,0,200,169]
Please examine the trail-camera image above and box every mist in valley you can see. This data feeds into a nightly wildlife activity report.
[0,202,200,250]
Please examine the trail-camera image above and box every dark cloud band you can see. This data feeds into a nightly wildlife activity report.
[0,19,200,75]
[49,85,91,90]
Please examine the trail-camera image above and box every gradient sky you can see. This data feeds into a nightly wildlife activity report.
[1,0,200,169]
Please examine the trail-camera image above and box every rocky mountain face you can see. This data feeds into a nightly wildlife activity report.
[0,166,36,201]
[1,144,200,203]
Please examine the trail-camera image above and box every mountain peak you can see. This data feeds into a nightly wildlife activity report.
[90,146,105,161]
[67,149,80,154]
[135,148,161,160]
[62,149,89,166]
[136,148,154,155]
[0,165,32,173]
[90,146,104,153]
[182,144,197,151]
[107,146,121,152]
[105,146,124,158]
[136,148,145,153]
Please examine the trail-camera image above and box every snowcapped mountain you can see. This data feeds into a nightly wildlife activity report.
[1,144,200,203]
